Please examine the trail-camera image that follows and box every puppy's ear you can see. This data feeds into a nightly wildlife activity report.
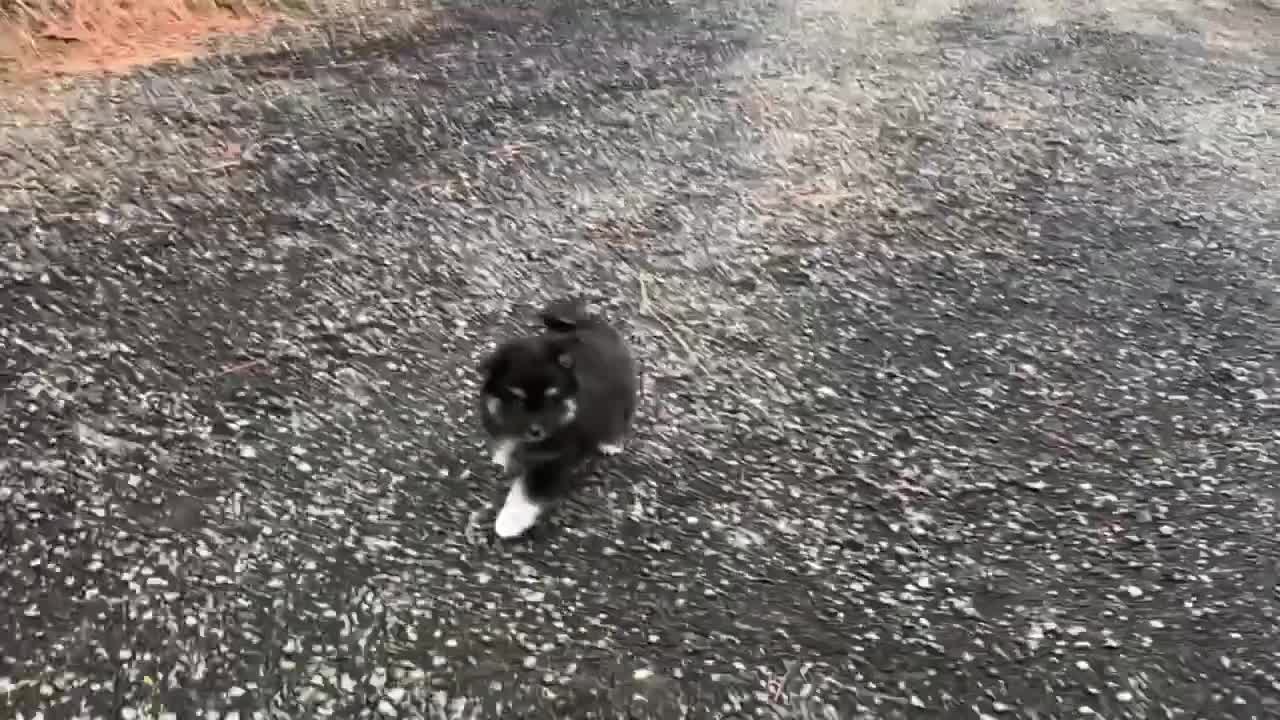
[479,348,504,383]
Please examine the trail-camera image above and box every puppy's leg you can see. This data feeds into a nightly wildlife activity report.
[494,476,542,539]
[494,459,568,539]
[596,401,637,457]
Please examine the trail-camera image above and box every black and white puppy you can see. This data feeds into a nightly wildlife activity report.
[478,300,638,539]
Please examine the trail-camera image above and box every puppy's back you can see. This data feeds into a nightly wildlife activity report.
[541,300,637,424]
[539,298,606,333]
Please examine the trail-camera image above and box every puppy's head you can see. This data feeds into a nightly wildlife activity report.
[480,336,578,442]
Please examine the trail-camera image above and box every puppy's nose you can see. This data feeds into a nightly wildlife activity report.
[526,425,546,441]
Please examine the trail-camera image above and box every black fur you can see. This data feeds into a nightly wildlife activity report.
[479,300,638,535]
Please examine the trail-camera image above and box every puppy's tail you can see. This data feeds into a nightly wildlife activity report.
[538,298,596,332]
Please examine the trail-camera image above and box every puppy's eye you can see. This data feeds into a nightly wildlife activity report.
[545,387,560,399]
[485,396,503,416]
[508,387,526,399]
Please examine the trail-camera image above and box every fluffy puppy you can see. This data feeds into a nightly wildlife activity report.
[478,300,638,539]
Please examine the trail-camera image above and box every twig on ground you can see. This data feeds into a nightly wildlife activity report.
[636,271,711,376]
[216,357,268,376]
[202,160,242,173]
[822,677,911,706]
[638,269,651,315]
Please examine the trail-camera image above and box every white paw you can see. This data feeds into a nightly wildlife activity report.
[494,478,544,539]
[490,438,518,471]
[598,442,624,456]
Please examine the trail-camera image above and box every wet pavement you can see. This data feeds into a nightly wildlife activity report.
[2,0,1278,717]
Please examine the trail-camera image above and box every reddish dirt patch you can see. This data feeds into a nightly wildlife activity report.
[0,0,281,79]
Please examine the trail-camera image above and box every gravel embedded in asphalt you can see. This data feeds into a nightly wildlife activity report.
[1,0,1278,717]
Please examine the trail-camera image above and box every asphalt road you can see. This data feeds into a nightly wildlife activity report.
[2,0,1278,717]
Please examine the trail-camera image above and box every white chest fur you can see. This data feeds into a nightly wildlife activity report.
[489,437,519,471]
